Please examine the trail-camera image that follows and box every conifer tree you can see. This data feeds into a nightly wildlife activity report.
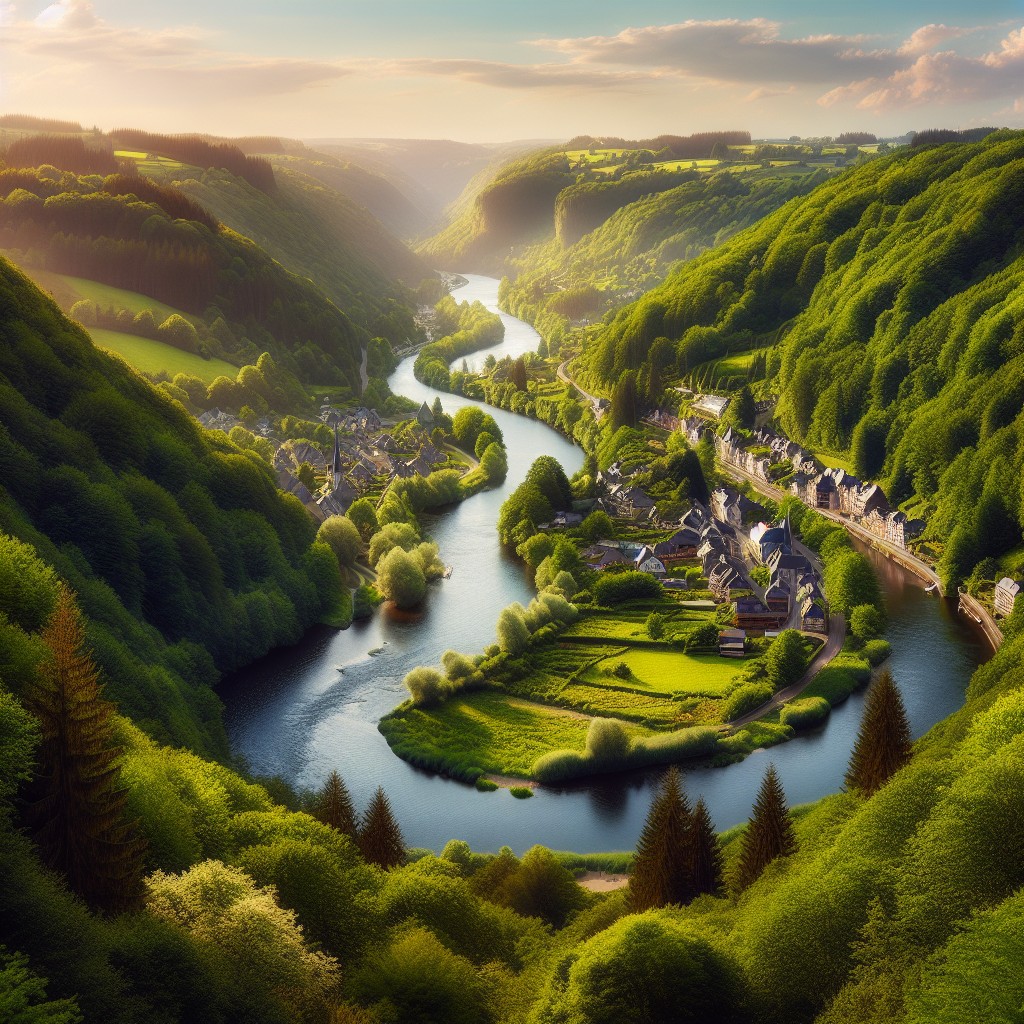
[734,763,796,892]
[313,770,357,840]
[691,797,724,898]
[22,586,146,914]
[845,670,913,797]
[358,787,405,869]
[629,767,695,911]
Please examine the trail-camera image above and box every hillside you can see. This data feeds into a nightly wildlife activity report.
[581,130,1024,586]
[502,167,831,349]
[419,133,856,274]
[0,160,371,388]
[0,256,343,754]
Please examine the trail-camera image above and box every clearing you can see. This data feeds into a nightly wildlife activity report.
[90,328,237,382]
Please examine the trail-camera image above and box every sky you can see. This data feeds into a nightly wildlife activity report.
[2,0,1023,142]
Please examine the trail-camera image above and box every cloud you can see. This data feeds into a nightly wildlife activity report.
[377,58,651,90]
[898,24,972,56]
[534,20,900,85]
[820,24,1024,110]
[745,85,797,103]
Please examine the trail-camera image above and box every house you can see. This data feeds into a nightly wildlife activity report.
[764,578,791,614]
[814,474,839,510]
[552,511,583,527]
[884,511,925,548]
[719,628,746,658]
[583,546,631,570]
[709,555,748,601]
[853,482,890,519]
[317,478,358,517]
[735,595,786,631]
[801,598,828,633]
[416,402,434,428]
[693,394,730,419]
[652,528,700,562]
[995,578,1023,617]
[634,546,667,577]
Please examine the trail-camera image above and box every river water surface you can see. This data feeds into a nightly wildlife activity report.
[220,275,988,853]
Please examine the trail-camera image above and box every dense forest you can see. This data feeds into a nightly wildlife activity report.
[0,163,370,387]
[0,257,345,754]
[581,130,1024,586]
[502,168,830,352]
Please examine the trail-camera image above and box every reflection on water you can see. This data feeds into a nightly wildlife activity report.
[221,275,988,853]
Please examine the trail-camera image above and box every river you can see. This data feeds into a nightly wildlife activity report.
[220,274,988,854]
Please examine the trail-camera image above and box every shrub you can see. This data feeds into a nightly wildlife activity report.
[585,718,631,764]
[593,571,663,605]
[723,683,773,722]
[475,778,498,792]
[316,516,362,569]
[862,639,892,666]
[403,667,450,707]
[779,697,831,730]
[509,787,533,799]
[850,603,886,641]
[612,661,631,679]
[376,547,427,609]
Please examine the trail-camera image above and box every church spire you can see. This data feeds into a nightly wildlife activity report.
[332,425,342,490]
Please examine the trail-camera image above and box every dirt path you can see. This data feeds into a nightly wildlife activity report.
[578,871,629,892]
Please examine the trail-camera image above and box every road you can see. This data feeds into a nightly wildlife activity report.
[729,611,847,729]
[557,359,604,419]
[957,589,1004,652]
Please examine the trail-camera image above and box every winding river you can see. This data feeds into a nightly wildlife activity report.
[220,274,988,854]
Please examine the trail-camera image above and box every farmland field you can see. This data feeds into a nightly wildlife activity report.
[89,328,238,381]
[583,649,742,697]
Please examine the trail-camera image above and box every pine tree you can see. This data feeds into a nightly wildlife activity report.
[21,586,146,914]
[845,670,913,797]
[358,787,405,869]
[629,767,695,911]
[313,770,357,839]
[734,763,796,892]
[691,797,724,898]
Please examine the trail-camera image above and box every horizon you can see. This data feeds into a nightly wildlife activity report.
[1,1,1022,142]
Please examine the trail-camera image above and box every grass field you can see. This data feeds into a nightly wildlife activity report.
[90,328,237,381]
[809,449,857,474]
[381,692,601,778]
[583,649,742,697]
[114,149,148,160]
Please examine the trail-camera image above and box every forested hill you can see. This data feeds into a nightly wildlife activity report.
[0,162,372,387]
[501,168,829,352]
[584,129,1024,587]
[0,256,343,754]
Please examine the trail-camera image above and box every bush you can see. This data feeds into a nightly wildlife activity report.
[316,516,362,569]
[510,787,533,799]
[403,667,450,707]
[585,718,631,764]
[862,639,892,666]
[611,661,631,679]
[723,683,773,722]
[475,778,498,792]
[779,697,831,730]
[850,603,886,641]
[593,571,663,605]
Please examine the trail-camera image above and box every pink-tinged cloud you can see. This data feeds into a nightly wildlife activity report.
[898,24,972,56]
[377,58,653,89]
[534,20,899,85]
[821,24,1024,110]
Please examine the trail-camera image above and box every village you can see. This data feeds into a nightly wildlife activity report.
[200,399,459,524]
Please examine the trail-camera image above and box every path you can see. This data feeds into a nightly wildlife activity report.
[728,611,846,729]
[957,589,1004,652]
[557,359,604,420]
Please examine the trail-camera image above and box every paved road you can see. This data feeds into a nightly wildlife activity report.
[557,359,604,420]
[729,611,846,729]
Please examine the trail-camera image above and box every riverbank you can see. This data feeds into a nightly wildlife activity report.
[220,273,987,854]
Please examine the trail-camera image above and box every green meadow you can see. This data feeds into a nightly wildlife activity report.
[89,328,238,381]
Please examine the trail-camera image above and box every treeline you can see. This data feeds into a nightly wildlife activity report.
[0,113,84,132]
[2,134,122,175]
[414,295,504,388]
[0,166,365,387]
[583,130,1024,585]
[565,131,752,157]
[0,258,344,753]
[911,127,999,147]
[111,128,276,190]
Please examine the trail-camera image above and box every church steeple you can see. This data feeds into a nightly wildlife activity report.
[331,426,342,491]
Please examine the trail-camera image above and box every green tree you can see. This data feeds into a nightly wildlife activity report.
[22,587,146,915]
[850,603,885,641]
[844,670,912,797]
[646,611,666,640]
[375,547,427,609]
[525,456,573,510]
[312,770,357,839]
[579,510,615,544]
[629,767,696,911]
[359,787,405,869]
[734,763,796,891]
[611,370,638,430]
[764,629,806,690]
[726,385,755,430]
[691,798,724,897]
[496,605,531,656]
[346,498,380,543]
[317,515,363,569]
[0,947,82,1024]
